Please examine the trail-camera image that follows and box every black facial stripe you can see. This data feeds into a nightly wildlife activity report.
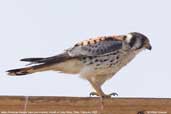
[129,37,136,47]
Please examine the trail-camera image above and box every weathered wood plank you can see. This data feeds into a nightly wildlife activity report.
[0,96,170,114]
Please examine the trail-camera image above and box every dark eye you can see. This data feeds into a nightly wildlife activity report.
[129,37,136,47]
[123,35,127,40]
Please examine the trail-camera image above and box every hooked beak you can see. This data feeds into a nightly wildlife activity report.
[144,42,152,50]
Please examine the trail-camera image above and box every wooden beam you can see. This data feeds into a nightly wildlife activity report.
[0,96,171,114]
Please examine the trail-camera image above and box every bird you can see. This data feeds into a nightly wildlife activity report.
[7,32,152,98]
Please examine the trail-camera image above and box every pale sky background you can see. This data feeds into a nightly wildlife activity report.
[0,0,170,98]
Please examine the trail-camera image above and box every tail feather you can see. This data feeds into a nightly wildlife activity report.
[20,52,71,64]
[7,63,52,76]
[7,52,75,76]
[7,67,35,76]
[20,58,45,63]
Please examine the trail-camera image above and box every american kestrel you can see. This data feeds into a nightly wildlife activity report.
[7,32,152,98]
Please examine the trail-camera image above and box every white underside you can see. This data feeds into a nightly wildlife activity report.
[52,59,84,74]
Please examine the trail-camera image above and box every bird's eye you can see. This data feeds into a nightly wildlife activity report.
[123,35,127,40]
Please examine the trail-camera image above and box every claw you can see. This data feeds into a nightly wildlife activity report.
[101,92,118,98]
[109,92,118,97]
[90,92,99,97]
[89,92,118,98]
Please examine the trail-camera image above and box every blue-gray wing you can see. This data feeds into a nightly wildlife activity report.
[11,36,123,74]
[67,37,123,57]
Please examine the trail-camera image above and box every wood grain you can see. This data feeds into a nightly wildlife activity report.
[0,96,171,114]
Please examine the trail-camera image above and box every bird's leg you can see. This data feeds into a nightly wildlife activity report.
[89,80,106,97]
[89,80,118,98]
[88,80,118,112]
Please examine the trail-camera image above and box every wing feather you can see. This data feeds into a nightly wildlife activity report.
[67,36,123,57]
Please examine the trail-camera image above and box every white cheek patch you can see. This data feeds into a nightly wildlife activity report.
[126,34,133,43]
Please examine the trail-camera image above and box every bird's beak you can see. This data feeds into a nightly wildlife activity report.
[144,42,152,50]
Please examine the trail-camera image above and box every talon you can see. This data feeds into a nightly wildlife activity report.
[101,92,118,98]
[89,92,118,98]
[109,92,118,97]
[89,92,99,97]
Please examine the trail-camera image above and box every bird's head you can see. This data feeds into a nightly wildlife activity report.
[123,32,152,51]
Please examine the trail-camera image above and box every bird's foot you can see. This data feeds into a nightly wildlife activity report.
[89,92,118,98]
[89,92,99,97]
[107,92,118,97]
